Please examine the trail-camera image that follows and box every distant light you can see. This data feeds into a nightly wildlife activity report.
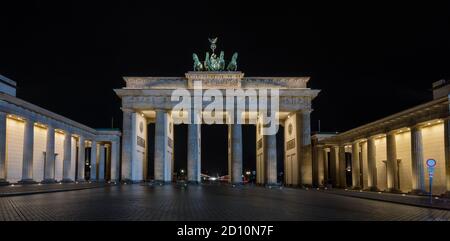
[402,194,406,196]
[316,188,320,190]
[359,190,363,192]
[245,171,251,175]
[59,182,62,184]
[10,184,15,187]
[38,183,42,186]
[427,122,431,126]
[210,177,217,181]
[344,188,348,191]
[324,187,328,190]
[434,197,439,200]
[378,192,382,194]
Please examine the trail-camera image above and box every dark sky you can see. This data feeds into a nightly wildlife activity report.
[1,2,449,175]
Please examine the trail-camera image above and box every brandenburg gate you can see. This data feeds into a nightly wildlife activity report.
[114,39,320,186]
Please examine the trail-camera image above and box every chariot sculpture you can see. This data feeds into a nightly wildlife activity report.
[192,38,238,72]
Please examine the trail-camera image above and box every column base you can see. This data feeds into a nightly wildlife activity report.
[365,186,380,192]
[0,179,10,186]
[409,189,427,195]
[61,178,74,183]
[351,186,362,190]
[41,179,57,184]
[265,183,281,189]
[152,180,172,185]
[18,179,38,184]
[443,191,450,198]
[387,188,402,193]
[187,180,201,185]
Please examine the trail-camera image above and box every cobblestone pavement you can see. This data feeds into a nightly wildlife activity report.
[0,184,449,221]
[0,182,114,197]
[317,188,450,210]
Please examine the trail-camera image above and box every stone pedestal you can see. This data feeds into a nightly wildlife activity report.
[228,124,243,184]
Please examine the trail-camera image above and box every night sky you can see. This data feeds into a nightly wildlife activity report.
[1,2,449,176]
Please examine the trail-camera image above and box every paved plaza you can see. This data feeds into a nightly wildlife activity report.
[0,184,449,221]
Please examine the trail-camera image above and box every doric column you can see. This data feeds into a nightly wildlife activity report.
[90,140,97,181]
[155,110,173,183]
[62,131,72,182]
[329,146,338,187]
[313,145,325,187]
[265,133,277,185]
[228,124,243,184]
[338,145,347,188]
[98,144,105,182]
[187,112,201,184]
[298,111,312,185]
[121,109,133,181]
[386,132,399,192]
[367,136,378,190]
[0,112,7,184]
[77,135,85,181]
[444,118,450,195]
[110,140,119,182]
[323,148,329,185]
[351,141,361,189]
[43,125,56,182]
[410,126,425,193]
[20,119,35,183]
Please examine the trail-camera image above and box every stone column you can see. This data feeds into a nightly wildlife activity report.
[352,141,361,189]
[265,133,277,185]
[20,119,35,183]
[338,145,347,188]
[121,109,133,182]
[386,132,399,192]
[367,136,378,190]
[90,141,97,181]
[444,118,450,195]
[410,126,425,193]
[228,124,243,184]
[323,148,329,185]
[98,144,105,182]
[62,131,72,182]
[110,140,119,182]
[299,111,312,186]
[329,146,338,187]
[154,110,173,183]
[77,135,85,181]
[0,112,8,184]
[314,145,325,187]
[187,113,201,184]
[43,125,56,182]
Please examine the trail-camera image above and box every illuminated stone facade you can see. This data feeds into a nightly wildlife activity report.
[313,80,450,195]
[0,75,121,185]
[115,71,320,185]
